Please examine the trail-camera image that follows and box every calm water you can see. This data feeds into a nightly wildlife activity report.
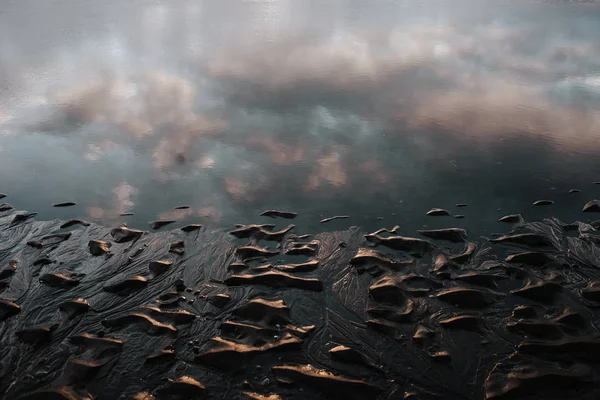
[1,0,600,236]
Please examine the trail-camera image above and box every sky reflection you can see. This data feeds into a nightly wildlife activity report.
[1,0,600,235]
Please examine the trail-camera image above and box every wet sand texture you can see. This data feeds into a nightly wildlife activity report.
[0,206,599,399]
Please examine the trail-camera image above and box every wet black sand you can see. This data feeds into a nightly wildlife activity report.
[1,202,600,400]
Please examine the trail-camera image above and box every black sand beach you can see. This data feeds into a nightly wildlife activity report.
[1,201,600,399]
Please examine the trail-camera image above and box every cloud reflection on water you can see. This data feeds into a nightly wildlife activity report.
[0,0,599,228]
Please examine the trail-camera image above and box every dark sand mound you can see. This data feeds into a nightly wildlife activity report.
[0,207,599,400]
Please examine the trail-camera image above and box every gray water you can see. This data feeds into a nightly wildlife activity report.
[1,0,600,235]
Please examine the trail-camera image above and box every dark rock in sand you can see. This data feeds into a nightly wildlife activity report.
[498,214,523,223]
[329,345,368,365]
[274,260,319,273]
[131,392,154,400]
[533,200,554,206]
[320,215,349,223]
[149,220,176,230]
[33,257,53,266]
[510,280,561,303]
[60,219,91,229]
[70,332,124,350]
[505,251,553,266]
[582,199,600,212]
[364,232,434,257]
[418,228,467,243]
[284,240,319,256]
[398,274,442,296]
[233,298,290,325]
[103,275,148,295]
[436,287,499,309]
[369,275,411,303]
[454,271,507,287]
[350,248,405,273]
[228,261,249,271]
[511,305,539,319]
[16,324,57,345]
[53,202,76,207]
[221,320,278,338]
[39,272,80,288]
[242,392,282,400]
[0,260,17,280]
[43,232,72,243]
[110,226,144,243]
[569,189,581,194]
[490,233,554,248]
[428,350,451,363]
[0,203,13,211]
[0,299,20,320]
[181,224,202,232]
[456,203,468,207]
[102,313,177,335]
[426,208,451,216]
[149,260,173,276]
[197,334,303,369]
[59,298,91,318]
[169,240,185,255]
[120,212,134,216]
[226,270,322,291]
[156,376,206,399]
[451,242,478,264]
[271,364,380,399]
[157,291,181,307]
[142,305,196,324]
[439,315,482,331]
[230,224,294,241]
[88,240,111,256]
[207,293,231,307]
[67,357,117,383]
[367,302,415,323]
[260,210,298,219]
[413,325,435,343]
[146,345,176,363]
[432,253,459,278]
[174,205,190,210]
[553,309,587,328]
[236,245,279,259]
[26,240,43,248]
[10,212,37,226]
[506,319,561,339]
[454,215,465,219]
[580,283,600,302]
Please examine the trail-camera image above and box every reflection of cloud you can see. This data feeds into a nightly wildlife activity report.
[401,79,600,150]
[245,135,307,165]
[86,182,137,222]
[3,0,600,222]
[158,206,221,222]
[307,151,347,190]
[52,70,225,136]
[224,178,249,199]
[205,24,600,154]
[85,140,118,161]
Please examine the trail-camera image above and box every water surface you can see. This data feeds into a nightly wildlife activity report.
[1,0,600,235]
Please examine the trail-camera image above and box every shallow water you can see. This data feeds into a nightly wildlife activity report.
[1,0,600,237]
